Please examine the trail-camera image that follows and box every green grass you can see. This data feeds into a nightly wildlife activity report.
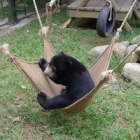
[0,7,140,140]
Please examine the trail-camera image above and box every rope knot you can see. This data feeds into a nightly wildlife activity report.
[0,43,10,55]
[117,28,122,33]
[39,26,49,38]
[101,70,117,82]
[113,28,122,41]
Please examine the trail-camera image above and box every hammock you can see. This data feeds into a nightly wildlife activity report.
[0,0,139,114]
[0,33,114,114]
[1,36,139,114]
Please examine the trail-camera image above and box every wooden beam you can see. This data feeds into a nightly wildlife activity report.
[68,10,99,18]
[123,21,133,33]
[62,18,72,29]
[133,5,140,19]
[68,9,127,21]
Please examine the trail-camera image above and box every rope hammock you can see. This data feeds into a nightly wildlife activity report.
[0,0,140,114]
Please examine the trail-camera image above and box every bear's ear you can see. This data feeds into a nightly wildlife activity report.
[60,51,64,54]
[65,60,72,67]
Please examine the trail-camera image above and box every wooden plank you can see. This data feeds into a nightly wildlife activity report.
[68,9,127,21]
[68,0,135,12]
[68,0,83,9]
[120,0,133,13]
[77,7,96,11]
[86,0,102,7]
[73,0,104,11]
[68,0,90,9]
[68,9,99,18]
[80,0,90,7]
[116,12,127,20]
[117,0,126,11]
[94,0,105,11]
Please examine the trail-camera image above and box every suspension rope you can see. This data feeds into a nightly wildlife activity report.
[111,0,137,43]
[113,0,137,41]
[111,0,138,71]
[32,0,43,28]
[119,0,137,31]
[112,43,140,73]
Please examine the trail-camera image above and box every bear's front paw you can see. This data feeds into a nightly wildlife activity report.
[39,58,46,67]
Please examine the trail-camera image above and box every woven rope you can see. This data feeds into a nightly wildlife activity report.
[32,0,43,28]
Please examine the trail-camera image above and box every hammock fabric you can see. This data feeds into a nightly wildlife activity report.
[0,35,116,114]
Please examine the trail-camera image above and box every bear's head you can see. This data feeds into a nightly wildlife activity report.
[44,52,86,79]
[44,52,72,78]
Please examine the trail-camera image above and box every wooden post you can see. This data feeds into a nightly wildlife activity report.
[7,0,18,23]
[49,0,57,8]
[47,0,60,12]
[133,5,140,19]
[62,18,72,29]
[123,21,133,33]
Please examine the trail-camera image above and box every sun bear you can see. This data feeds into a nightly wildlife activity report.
[37,52,94,109]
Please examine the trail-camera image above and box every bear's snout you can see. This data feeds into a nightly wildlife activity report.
[44,66,55,78]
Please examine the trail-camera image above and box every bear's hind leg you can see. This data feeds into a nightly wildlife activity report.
[37,91,72,109]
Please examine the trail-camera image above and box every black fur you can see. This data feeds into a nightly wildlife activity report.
[38,52,94,109]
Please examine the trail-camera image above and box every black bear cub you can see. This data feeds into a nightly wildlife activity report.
[38,52,94,109]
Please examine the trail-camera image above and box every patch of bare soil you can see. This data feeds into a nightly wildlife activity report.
[69,18,97,29]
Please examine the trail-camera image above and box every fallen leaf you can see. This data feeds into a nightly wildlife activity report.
[21,85,26,89]
[99,109,104,114]
[13,116,21,122]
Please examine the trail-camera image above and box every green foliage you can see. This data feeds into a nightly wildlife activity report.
[0,7,140,140]
[129,16,140,28]
[0,7,9,20]
[0,0,49,20]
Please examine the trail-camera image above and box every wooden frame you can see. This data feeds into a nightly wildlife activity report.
[66,0,137,33]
